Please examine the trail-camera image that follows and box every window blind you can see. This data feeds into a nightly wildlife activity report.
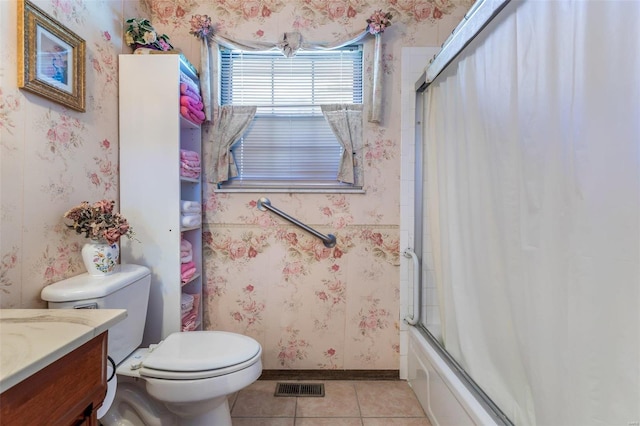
[219,47,363,188]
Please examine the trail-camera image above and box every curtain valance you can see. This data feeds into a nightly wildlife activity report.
[199,29,384,125]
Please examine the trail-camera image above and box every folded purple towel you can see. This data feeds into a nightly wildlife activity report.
[180,83,202,102]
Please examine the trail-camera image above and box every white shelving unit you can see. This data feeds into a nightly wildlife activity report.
[119,54,203,346]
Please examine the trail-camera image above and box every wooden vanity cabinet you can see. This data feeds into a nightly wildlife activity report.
[0,332,108,425]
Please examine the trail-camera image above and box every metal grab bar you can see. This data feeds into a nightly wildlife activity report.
[257,198,337,248]
[403,248,420,325]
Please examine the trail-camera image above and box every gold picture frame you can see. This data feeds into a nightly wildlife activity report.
[17,0,85,112]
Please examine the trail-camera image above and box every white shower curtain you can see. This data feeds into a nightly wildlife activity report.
[423,1,640,425]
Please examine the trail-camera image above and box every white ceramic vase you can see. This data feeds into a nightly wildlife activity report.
[82,241,119,276]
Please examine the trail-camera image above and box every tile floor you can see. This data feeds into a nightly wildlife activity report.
[229,380,432,425]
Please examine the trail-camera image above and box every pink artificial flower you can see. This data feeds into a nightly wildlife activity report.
[366,9,393,34]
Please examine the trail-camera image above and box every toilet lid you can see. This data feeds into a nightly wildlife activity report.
[142,331,261,373]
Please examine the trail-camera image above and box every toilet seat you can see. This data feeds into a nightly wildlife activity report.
[137,331,261,381]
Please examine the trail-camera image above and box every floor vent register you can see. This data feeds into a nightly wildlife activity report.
[274,382,325,397]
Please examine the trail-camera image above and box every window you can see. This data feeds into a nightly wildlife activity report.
[219,47,363,190]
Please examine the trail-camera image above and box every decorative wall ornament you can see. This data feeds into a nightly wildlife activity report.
[17,0,86,112]
[366,9,393,34]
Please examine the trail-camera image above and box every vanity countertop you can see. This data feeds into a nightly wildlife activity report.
[0,309,126,393]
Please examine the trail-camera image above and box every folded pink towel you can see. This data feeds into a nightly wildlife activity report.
[185,102,205,118]
[180,238,193,261]
[182,310,196,322]
[190,293,201,312]
[181,164,201,175]
[180,166,202,177]
[181,268,196,283]
[181,163,200,170]
[180,149,200,160]
[181,312,197,331]
[181,105,205,122]
[180,238,192,251]
[180,168,200,179]
[181,160,201,170]
[181,261,196,274]
[180,110,204,125]
[181,260,197,283]
[181,159,200,168]
[180,96,203,111]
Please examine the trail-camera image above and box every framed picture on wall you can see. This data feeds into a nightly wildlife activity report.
[17,0,85,112]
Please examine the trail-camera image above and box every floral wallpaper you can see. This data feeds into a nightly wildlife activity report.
[0,0,147,307]
[0,0,472,370]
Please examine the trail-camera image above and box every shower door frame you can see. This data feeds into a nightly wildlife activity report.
[412,73,512,426]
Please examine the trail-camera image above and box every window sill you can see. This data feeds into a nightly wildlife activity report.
[215,187,366,194]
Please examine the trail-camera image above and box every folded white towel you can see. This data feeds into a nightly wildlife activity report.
[181,213,201,228]
[181,292,194,311]
[180,200,201,213]
[181,253,192,263]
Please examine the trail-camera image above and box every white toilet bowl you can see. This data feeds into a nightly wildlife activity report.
[105,331,262,426]
[40,265,263,426]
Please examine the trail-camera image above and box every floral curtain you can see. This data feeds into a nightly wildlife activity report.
[208,105,256,184]
[321,104,363,185]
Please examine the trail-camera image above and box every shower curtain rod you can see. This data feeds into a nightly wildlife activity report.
[256,197,337,248]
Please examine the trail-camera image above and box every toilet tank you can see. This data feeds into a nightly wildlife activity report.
[41,264,151,365]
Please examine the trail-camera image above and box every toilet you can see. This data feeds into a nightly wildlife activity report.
[40,264,262,426]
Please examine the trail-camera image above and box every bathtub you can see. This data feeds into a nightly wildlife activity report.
[407,326,507,426]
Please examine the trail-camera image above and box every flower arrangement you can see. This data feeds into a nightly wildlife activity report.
[124,18,173,51]
[366,10,393,35]
[189,14,215,41]
[63,200,134,245]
